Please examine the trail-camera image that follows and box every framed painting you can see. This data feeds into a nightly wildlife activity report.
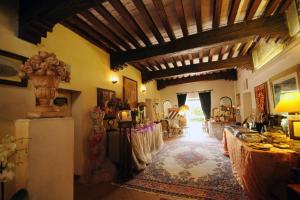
[123,76,138,108]
[97,88,116,117]
[289,120,300,140]
[0,49,28,87]
[271,72,299,108]
[254,82,269,113]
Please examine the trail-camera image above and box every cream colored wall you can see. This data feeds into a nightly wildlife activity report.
[158,80,236,109]
[235,38,300,120]
[235,1,300,120]
[0,1,160,177]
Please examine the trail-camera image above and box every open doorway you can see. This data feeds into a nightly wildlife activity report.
[185,93,205,124]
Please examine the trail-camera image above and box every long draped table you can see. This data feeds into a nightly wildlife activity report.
[108,123,164,171]
[223,128,300,200]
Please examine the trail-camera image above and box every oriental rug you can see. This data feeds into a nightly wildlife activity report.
[122,130,246,200]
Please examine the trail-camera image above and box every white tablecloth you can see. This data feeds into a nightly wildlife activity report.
[108,123,164,171]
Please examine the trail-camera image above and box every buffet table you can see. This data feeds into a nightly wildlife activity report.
[108,123,164,171]
[223,127,300,200]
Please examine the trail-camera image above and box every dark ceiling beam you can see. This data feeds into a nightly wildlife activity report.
[68,16,121,51]
[130,63,144,71]
[142,55,252,83]
[157,69,238,90]
[174,0,189,37]
[153,59,163,70]
[246,0,263,20]
[240,41,253,56]
[145,61,157,71]
[152,0,176,41]
[132,0,165,44]
[61,21,112,53]
[19,0,106,44]
[278,0,293,14]
[80,12,131,50]
[110,0,152,46]
[193,0,202,33]
[213,0,223,28]
[93,5,141,48]
[161,58,171,69]
[111,15,287,69]
[264,0,281,16]
[228,0,241,25]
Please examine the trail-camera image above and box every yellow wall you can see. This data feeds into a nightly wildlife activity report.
[0,1,160,179]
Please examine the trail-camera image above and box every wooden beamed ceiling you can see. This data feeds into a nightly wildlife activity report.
[19,0,293,89]
[157,68,238,90]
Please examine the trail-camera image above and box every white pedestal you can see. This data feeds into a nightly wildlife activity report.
[15,118,74,200]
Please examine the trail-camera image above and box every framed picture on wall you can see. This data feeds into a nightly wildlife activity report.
[97,88,116,117]
[271,72,299,107]
[0,49,28,87]
[254,82,269,113]
[123,76,138,108]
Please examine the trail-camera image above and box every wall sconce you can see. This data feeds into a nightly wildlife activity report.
[111,76,119,84]
[141,85,146,94]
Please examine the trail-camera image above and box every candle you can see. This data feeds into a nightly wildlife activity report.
[121,111,127,121]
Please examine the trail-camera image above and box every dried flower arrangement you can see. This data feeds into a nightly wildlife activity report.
[19,51,70,82]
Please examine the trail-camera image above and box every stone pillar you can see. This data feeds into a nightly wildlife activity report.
[15,118,74,200]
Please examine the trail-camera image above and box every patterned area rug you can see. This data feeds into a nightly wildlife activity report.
[123,129,246,200]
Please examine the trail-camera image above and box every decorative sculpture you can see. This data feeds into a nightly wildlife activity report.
[89,106,106,169]
[81,106,116,184]
[19,51,70,118]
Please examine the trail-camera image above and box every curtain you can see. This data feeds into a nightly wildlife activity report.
[199,92,211,120]
[177,93,187,107]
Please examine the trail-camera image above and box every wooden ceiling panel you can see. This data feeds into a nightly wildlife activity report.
[182,0,197,35]
[228,0,241,24]
[193,0,203,33]
[156,69,238,90]
[152,0,176,41]
[163,0,182,38]
[91,6,141,48]
[174,0,189,37]
[201,0,213,30]
[253,0,269,18]
[80,12,131,50]
[143,0,171,42]
[278,0,293,14]
[246,0,263,20]
[219,0,232,26]
[19,0,292,88]
[103,1,144,47]
[109,0,152,46]
[264,0,281,16]
[213,0,223,29]
[235,0,251,22]
[123,0,158,45]
[132,0,165,44]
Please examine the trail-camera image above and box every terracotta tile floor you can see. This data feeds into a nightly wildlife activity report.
[74,182,185,200]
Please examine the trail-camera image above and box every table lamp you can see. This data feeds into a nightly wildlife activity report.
[274,91,300,139]
[179,105,190,115]
[274,91,300,114]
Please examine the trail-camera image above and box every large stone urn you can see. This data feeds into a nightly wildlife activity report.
[19,51,70,118]
[30,75,61,117]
